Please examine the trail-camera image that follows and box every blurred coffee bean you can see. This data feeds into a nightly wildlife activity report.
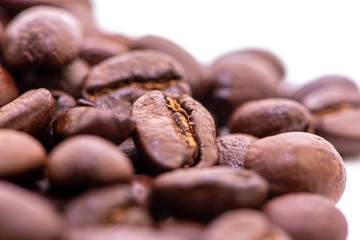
[131,91,218,173]
[47,135,134,188]
[0,88,55,136]
[0,180,63,240]
[0,129,46,182]
[216,133,258,169]
[53,106,135,144]
[119,138,149,174]
[245,132,346,202]
[129,174,153,207]
[291,75,360,112]
[150,167,269,221]
[3,6,83,69]
[135,35,208,100]
[208,50,279,125]
[82,50,192,112]
[158,219,205,240]
[202,209,273,240]
[81,37,129,65]
[65,184,152,228]
[263,193,347,240]
[0,65,19,107]
[228,98,314,138]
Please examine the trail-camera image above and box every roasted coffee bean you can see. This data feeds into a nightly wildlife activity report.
[47,135,134,188]
[0,65,19,107]
[65,184,152,228]
[53,106,135,144]
[158,219,205,240]
[131,91,218,173]
[0,129,46,182]
[81,37,129,65]
[62,226,186,240]
[135,35,208,100]
[82,50,192,108]
[245,132,346,202]
[0,180,63,240]
[119,138,149,174]
[50,89,77,118]
[202,209,273,240]
[263,193,348,240]
[18,58,90,98]
[216,133,258,169]
[315,106,360,155]
[130,174,153,207]
[228,98,314,138]
[0,88,55,136]
[4,6,83,69]
[208,51,279,125]
[150,167,269,221]
[291,75,360,112]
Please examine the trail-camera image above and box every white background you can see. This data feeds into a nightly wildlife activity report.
[92,1,360,239]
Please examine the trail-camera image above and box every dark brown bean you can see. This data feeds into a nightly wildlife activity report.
[0,88,55,136]
[65,184,152,228]
[216,133,258,169]
[135,35,208,100]
[228,98,314,138]
[0,65,19,107]
[263,193,348,240]
[150,167,269,221]
[0,180,63,240]
[244,132,346,202]
[119,138,149,174]
[53,106,135,144]
[202,209,273,240]
[0,129,46,182]
[47,135,134,188]
[50,89,77,118]
[81,37,129,65]
[131,90,218,173]
[315,106,360,155]
[4,6,83,69]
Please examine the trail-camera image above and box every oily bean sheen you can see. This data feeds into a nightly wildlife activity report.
[65,184,152,228]
[47,135,134,188]
[53,106,135,144]
[0,180,63,240]
[228,98,314,138]
[216,133,258,169]
[0,88,55,136]
[263,193,348,240]
[245,132,346,202]
[0,129,46,182]
[315,106,360,155]
[82,50,191,102]
[131,90,218,173]
[4,6,83,69]
[0,65,19,107]
[202,209,273,240]
[150,167,269,221]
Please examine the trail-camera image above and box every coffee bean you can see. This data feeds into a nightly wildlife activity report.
[228,98,314,137]
[291,75,360,112]
[263,193,348,240]
[131,91,218,173]
[158,219,205,240]
[0,65,19,107]
[65,184,152,228]
[202,209,273,240]
[50,89,77,118]
[119,138,149,174]
[47,135,134,188]
[135,35,208,100]
[81,37,129,65]
[216,133,258,169]
[53,106,135,144]
[0,88,55,136]
[315,106,360,155]
[4,6,83,69]
[0,180,63,240]
[150,167,269,221]
[0,129,46,182]
[245,132,346,202]
[129,174,153,207]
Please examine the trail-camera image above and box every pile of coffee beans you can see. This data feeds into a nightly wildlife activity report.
[0,1,353,240]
